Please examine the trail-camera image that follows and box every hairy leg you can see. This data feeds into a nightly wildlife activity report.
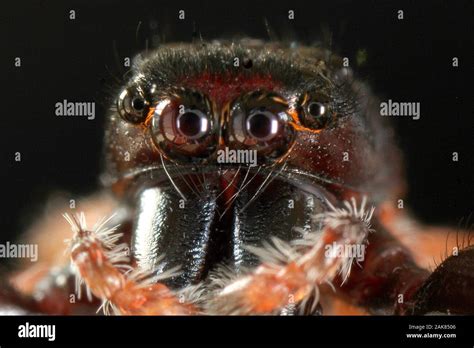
[6,193,117,314]
[206,199,473,315]
[53,197,375,315]
[205,197,375,315]
[64,212,197,315]
[6,195,471,315]
[337,203,473,315]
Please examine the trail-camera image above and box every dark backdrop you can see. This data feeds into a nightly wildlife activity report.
[1,0,472,243]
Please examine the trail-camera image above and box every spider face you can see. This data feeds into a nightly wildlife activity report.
[101,41,402,287]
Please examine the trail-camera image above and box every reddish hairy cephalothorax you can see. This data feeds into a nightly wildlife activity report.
[3,40,473,315]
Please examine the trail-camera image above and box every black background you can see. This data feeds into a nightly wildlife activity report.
[0,315,473,345]
[1,0,472,243]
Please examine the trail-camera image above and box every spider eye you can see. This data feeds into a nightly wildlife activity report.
[117,88,150,123]
[300,94,332,130]
[246,109,279,142]
[151,90,217,163]
[307,102,329,128]
[308,101,326,118]
[176,109,209,139]
[228,91,295,164]
[131,97,146,111]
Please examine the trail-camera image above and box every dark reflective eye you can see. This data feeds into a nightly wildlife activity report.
[246,110,279,141]
[117,88,149,123]
[307,101,330,128]
[228,91,295,165]
[308,102,325,117]
[177,110,209,139]
[300,93,332,130]
[131,97,145,111]
[151,90,217,163]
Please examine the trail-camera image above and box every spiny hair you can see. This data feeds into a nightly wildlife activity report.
[206,196,375,314]
[63,212,130,301]
[62,197,375,315]
[63,212,182,312]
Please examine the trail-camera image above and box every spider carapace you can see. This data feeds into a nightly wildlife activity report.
[3,40,473,315]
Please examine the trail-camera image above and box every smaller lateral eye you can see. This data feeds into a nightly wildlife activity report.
[307,101,326,118]
[117,88,150,123]
[300,93,332,130]
[307,101,330,128]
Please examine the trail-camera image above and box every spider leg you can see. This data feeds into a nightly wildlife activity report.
[206,197,375,315]
[337,220,430,315]
[376,206,474,314]
[6,193,118,314]
[65,212,197,315]
[340,204,474,315]
[412,245,474,314]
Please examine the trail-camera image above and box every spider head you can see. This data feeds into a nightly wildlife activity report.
[101,40,403,287]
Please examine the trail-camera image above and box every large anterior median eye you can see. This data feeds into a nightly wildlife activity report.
[151,90,217,163]
[246,109,280,142]
[228,91,295,165]
[176,108,209,139]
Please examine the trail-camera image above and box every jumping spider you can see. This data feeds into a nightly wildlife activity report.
[3,40,473,315]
